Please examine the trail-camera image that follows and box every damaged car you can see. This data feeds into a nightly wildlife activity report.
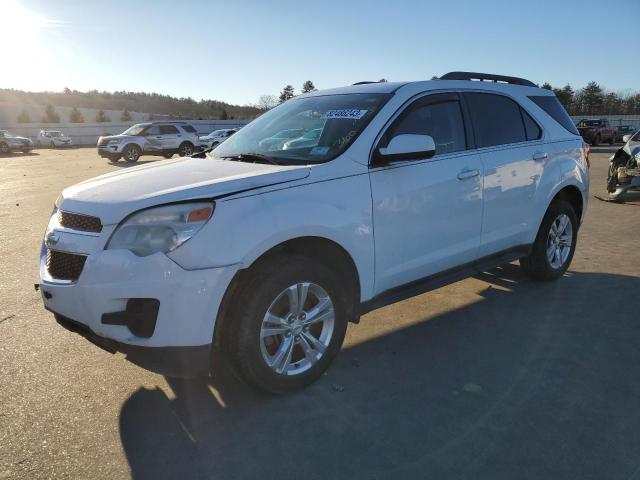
[607,129,640,201]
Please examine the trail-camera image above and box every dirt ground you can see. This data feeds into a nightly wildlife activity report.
[1,146,639,479]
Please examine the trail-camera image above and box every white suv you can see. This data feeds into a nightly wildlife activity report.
[97,121,200,162]
[39,72,589,393]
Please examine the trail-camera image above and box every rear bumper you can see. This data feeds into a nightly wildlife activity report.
[52,311,211,377]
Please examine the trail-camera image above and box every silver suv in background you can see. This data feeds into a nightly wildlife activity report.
[97,121,200,162]
[0,130,34,154]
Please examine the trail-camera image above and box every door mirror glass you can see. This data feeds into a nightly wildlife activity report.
[375,134,436,164]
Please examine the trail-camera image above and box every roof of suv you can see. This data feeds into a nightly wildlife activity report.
[300,72,553,98]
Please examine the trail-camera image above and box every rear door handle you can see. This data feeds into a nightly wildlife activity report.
[533,151,548,161]
[457,168,480,180]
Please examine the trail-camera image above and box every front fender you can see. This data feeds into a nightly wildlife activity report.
[168,173,376,301]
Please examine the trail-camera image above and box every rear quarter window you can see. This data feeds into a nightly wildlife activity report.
[529,96,579,135]
[181,125,196,133]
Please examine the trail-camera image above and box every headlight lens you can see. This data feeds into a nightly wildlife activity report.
[107,202,214,256]
[107,139,122,145]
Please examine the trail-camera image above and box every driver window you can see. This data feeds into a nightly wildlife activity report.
[145,126,161,135]
[386,96,466,155]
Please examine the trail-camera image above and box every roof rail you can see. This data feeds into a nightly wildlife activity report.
[352,81,379,85]
[439,71,537,88]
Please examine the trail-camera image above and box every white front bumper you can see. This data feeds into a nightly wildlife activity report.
[39,246,238,348]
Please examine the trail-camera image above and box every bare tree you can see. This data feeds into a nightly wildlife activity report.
[257,95,278,111]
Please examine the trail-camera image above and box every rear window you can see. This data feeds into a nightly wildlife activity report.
[529,96,579,135]
[465,93,526,147]
[181,125,196,133]
[159,125,179,134]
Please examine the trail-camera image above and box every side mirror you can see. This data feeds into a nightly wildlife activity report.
[373,134,436,165]
[622,134,631,143]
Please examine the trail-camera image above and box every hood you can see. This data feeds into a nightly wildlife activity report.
[8,135,30,142]
[98,134,136,142]
[59,157,310,224]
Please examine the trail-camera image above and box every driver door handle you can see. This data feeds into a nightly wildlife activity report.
[457,168,480,180]
[533,151,548,161]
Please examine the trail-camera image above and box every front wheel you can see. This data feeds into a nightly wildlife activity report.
[122,145,141,162]
[178,142,194,157]
[0,142,9,154]
[520,199,578,281]
[221,254,349,394]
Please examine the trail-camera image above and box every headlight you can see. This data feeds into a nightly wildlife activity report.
[107,202,214,256]
[107,139,122,145]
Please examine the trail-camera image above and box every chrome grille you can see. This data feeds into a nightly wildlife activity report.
[46,250,87,281]
[57,210,102,233]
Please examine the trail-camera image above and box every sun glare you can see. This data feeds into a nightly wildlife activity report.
[0,0,65,90]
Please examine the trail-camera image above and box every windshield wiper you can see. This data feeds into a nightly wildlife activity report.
[218,153,283,166]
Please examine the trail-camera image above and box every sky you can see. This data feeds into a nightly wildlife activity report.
[2,0,639,106]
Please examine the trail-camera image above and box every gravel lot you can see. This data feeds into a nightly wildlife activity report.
[1,146,639,479]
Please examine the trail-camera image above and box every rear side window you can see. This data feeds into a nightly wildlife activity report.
[528,96,579,135]
[465,93,526,147]
[181,125,196,133]
[521,108,542,141]
[386,95,466,155]
[159,125,179,134]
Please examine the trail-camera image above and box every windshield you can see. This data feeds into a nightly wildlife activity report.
[47,131,62,137]
[122,124,148,136]
[214,93,391,164]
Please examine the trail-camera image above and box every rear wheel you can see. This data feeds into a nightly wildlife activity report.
[221,254,349,394]
[178,142,194,157]
[0,142,9,154]
[122,145,141,162]
[520,199,577,281]
[592,135,600,146]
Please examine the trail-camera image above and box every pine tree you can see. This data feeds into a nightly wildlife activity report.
[279,85,295,104]
[120,109,132,121]
[41,105,60,123]
[16,109,31,123]
[302,81,316,93]
[580,81,604,115]
[69,107,84,123]
[95,110,111,122]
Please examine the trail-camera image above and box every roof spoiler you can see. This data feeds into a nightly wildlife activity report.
[439,71,537,88]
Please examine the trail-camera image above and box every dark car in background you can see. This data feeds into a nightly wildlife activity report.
[576,118,616,146]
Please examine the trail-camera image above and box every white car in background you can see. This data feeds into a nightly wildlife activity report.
[37,130,73,148]
[199,128,238,149]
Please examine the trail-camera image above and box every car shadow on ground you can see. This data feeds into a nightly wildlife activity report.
[119,265,640,480]
[0,151,40,158]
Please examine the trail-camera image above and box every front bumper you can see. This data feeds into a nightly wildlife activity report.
[98,144,125,156]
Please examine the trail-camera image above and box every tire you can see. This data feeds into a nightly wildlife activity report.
[592,135,600,147]
[221,254,350,394]
[50,141,55,148]
[178,142,194,157]
[0,142,9,154]
[122,144,141,162]
[108,154,121,162]
[520,199,578,281]
[163,153,173,159]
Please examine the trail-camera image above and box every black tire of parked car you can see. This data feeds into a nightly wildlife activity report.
[519,199,578,281]
[122,145,141,162]
[163,153,173,159]
[220,253,349,394]
[108,154,121,162]
[178,142,194,157]
[0,142,9,154]
[592,135,600,147]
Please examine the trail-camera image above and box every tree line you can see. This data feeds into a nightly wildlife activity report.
[539,81,639,116]
[2,87,261,124]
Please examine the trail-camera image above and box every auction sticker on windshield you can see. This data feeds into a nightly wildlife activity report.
[324,109,368,120]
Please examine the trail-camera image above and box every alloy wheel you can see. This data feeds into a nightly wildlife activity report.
[260,282,335,376]
[546,213,573,269]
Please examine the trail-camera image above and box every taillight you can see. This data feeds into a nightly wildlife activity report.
[582,142,590,169]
